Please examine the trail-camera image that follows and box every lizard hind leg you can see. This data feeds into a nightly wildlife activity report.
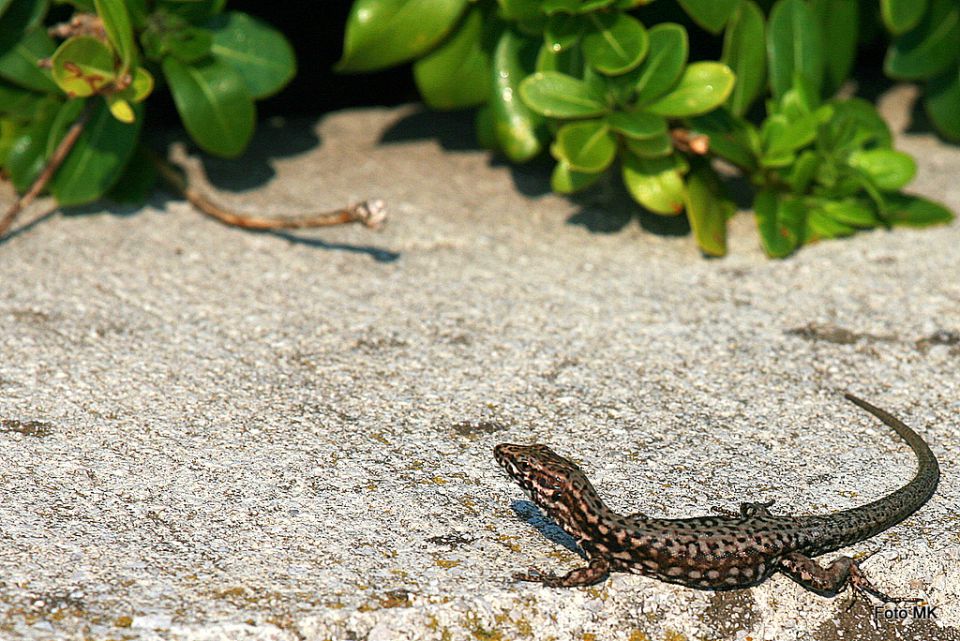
[512,557,610,588]
[778,552,920,604]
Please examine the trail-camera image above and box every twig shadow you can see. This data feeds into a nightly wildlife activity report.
[510,499,585,559]
[264,229,400,263]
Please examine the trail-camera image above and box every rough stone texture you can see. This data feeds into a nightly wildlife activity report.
[1,86,958,641]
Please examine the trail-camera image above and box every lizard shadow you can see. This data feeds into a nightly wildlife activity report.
[510,500,586,559]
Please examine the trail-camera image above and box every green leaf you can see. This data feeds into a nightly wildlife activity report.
[582,12,648,76]
[676,0,739,34]
[787,149,818,192]
[156,0,225,23]
[818,98,892,153]
[925,66,960,142]
[498,0,541,21]
[50,36,116,98]
[552,119,616,172]
[847,149,916,191]
[0,28,57,92]
[336,0,468,72]
[884,193,954,227]
[50,99,142,206]
[542,0,615,15]
[807,207,856,240]
[810,0,858,96]
[644,62,735,117]
[208,12,296,99]
[762,110,820,158]
[684,158,731,255]
[544,14,584,53]
[414,7,489,109]
[688,107,759,171]
[625,131,671,157]
[551,160,603,193]
[881,0,928,34]
[767,0,824,100]
[0,0,48,52]
[722,0,765,116]
[519,70,609,118]
[622,151,685,214]
[4,94,58,191]
[491,28,544,162]
[107,144,157,204]
[141,11,213,63]
[606,110,666,139]
[817,198,878,227]
[0,79,43,117]
[163,56,255,158]
[94,0,135,75]
[754,189,804,257]
[630,23,687,103]
[884,0,959,80]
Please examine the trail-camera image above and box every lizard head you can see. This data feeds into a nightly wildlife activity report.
[493,443,594,518]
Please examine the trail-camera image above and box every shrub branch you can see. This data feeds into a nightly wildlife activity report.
[152,154,387,231]
[0,103,92,239]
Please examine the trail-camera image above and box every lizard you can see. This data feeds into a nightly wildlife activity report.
[493,393,939,601]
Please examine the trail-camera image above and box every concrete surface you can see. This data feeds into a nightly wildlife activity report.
[1,86,958,641]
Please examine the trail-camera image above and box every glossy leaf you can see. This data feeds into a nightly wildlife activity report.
[50,36,116,98]
[881,0,928,35]
[807,208,856,240]
[542,0,615,15]
[622,152,685,214]
[625,131,671,157]
[50,99,142,206]
[519,71,609,118]
[884,193,954,227]
[884,0,959,80]
[94,0,135,75]
[491,29,544,162]
[925,66,960,141]
[551,160,603,193]
[141,11,212,63]
[810,0,858,96]
[0,28,57,92]
[158,0,226,23]
[414,7,489,109]
[818,98,892,153]
[684,158,731,255]
[644,62,735,117]
[606,110,666,139]
[544,14,584,53]
[336,0,468,72]
[552,119,616,172]
[5,95,58,190]
[676,0,738,34]
[767,0,824,100]
[0,0,47,52]
[163,56,255,158]
[209,12,296,99]
[582,12,648,76]
[498,0,541,21]
[631,23,687,103]
[818,198,877,227]
[722,0,765,115]
[847,149,916,191]
[754,189,804,257]
[0,79,42,116]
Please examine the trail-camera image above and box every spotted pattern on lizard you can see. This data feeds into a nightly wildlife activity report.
[493,393,939,601]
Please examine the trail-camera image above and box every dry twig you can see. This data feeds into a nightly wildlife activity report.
[152,154,387,231]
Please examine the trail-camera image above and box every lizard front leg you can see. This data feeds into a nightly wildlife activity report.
[778,552,919,603]
[513,557,610,588]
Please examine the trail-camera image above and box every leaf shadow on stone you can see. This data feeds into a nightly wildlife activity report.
[379,107,483,152]
[197,119,322,192]
[566,175,691,236]
[510,499,585,558]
